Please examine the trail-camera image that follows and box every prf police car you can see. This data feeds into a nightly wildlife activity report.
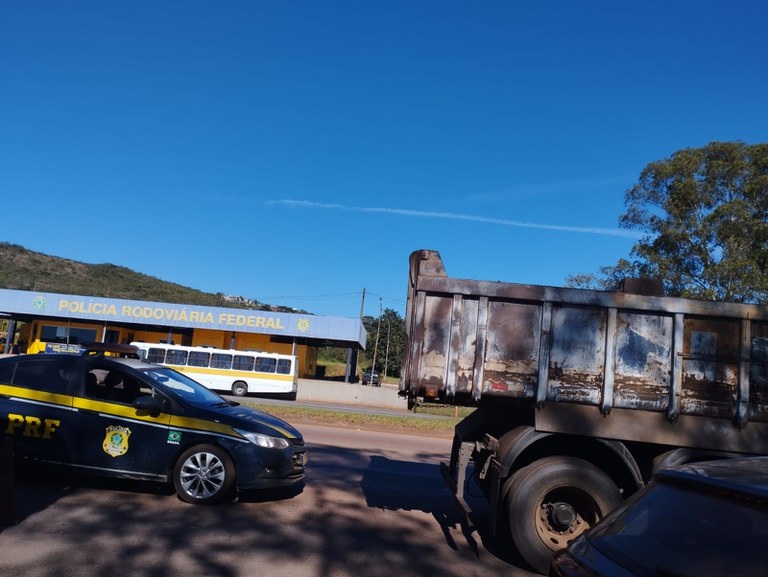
[0,344,307,504]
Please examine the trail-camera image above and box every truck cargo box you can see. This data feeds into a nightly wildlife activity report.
[400,249,768,452]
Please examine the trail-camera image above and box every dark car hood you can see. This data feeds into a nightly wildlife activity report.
[208,403,303,440]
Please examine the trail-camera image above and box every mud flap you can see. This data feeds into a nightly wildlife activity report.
[440,440,475,531]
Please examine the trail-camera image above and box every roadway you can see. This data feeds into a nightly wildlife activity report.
[1,421,538,577]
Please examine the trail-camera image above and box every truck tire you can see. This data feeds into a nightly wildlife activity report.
[504,456,621,574]
[173,444,236,505]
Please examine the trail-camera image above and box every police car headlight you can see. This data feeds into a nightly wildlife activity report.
[234,428,290,449]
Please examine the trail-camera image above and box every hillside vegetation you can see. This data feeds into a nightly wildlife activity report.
[0,242,402,381]
[0,242,299,312]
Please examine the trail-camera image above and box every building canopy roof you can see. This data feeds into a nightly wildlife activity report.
[0,289,367,349]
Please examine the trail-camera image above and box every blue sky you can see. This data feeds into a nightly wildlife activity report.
[2,2,766,319]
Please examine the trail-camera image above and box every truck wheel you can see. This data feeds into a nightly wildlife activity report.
[231,381,248,396]
[504,456,621,574]
[173,444,236,505]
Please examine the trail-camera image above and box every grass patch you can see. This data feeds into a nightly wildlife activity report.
[317,360,347,378]
[412,403,476,418]
[243,401,471,437]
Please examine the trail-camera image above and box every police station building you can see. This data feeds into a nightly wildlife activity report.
[0,288,367,382]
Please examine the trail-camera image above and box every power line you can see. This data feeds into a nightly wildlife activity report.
[252,291,362,302]
[364,291,405,307]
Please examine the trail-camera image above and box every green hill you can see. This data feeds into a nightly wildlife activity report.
[0,242,300,313]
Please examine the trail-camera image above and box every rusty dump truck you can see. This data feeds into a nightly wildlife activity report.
[399,249,768,574]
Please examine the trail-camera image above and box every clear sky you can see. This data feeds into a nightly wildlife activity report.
[2,2,766,319]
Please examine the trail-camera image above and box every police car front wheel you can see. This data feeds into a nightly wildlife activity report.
[173,444,236,505]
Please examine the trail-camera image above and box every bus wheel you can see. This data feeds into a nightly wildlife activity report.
[173,444,235,505]
[504,456,621,575]
[231,381,248,396]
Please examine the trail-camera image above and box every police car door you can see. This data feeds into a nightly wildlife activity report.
[70,363,174,480]
[0,356,76,465]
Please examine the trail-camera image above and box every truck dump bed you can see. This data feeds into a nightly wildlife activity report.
[400,250,768,452]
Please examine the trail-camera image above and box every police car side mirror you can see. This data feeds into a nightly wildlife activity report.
[133,395,163,418]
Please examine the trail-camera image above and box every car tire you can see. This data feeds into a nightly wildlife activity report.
[173,444,236,505]
[231,381,248,396]
[504,456,622,575]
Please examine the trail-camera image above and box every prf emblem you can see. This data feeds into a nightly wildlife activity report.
[102,425,131,457]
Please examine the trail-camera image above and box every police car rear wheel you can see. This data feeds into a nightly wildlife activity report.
[173,444,235,505]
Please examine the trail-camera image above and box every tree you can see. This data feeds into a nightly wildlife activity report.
[362,308,405,378]
[570,142,768,303]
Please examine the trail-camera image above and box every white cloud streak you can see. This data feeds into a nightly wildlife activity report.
[268,199,644,239]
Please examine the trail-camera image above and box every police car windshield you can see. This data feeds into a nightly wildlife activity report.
[142,367,230,406]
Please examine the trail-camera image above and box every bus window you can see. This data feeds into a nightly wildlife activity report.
[276,359,292,375]
[129,342,298,398]
[210,353,232,369]
[147,347,168,364]
[233,355,255,371]
[188,351,210,367]
[165,349,188,365]
[255,357,276,373]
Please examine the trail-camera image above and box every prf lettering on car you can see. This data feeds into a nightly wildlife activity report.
[5,413,61,439]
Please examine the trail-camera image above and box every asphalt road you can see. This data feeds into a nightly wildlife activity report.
[1,421,539,577]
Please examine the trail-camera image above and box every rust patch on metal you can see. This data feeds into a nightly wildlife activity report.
[481,369,536,398]
[680,373,737,419]
[613,377,669,411]
[546,367,603,405]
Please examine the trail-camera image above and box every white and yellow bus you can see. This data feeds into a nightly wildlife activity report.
[130,342,299,399]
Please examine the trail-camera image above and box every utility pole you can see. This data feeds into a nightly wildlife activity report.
[351,288,366,383]
[383,314,391,379]
[371,298,382,380]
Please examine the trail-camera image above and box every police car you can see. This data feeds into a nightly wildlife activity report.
[0,344,307,504]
